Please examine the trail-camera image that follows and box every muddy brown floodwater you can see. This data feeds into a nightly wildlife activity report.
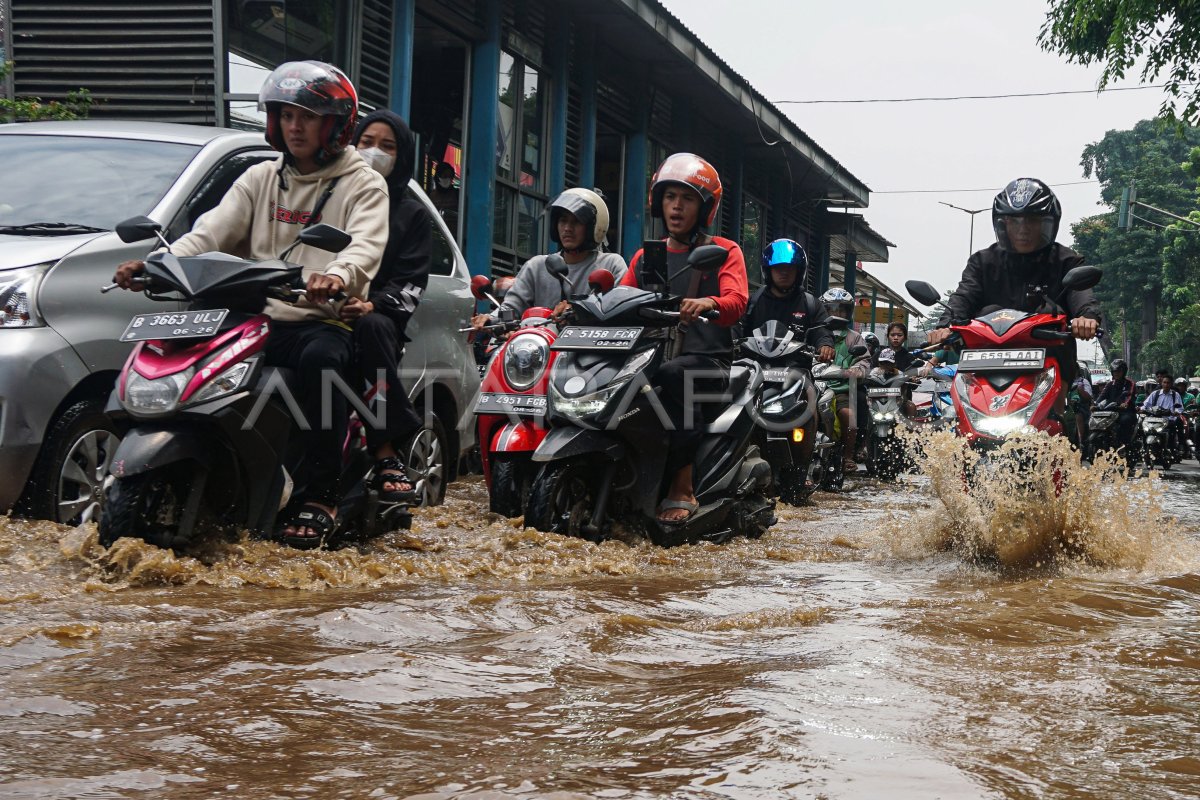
[1,434,1199,799]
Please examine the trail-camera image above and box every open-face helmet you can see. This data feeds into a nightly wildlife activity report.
[761,239,808,291]
[993,177,1060,253]
[649,153,722,234]
[259,61,359,164]
[548,188,610,252]
[821,288,854,326]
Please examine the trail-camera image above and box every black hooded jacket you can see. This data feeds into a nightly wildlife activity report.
[352,109,432,340]
[937,242,1101,327]
[741,283,834,350]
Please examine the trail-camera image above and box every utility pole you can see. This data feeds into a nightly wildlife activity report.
[939,201,989,257]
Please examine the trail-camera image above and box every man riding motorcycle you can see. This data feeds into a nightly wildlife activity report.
[927,178,1100,395]
[741,238,835,493]
[471,188,626,328]
[1142,374,1186,460]
[617,153,749,523]
[819,288,872,475]
[1093,358,1137,460]
[113,61,390,546]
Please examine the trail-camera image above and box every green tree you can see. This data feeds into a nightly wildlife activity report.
[0,61,93,122]
[1039,0,1200,123]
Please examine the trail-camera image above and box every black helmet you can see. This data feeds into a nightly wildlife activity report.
[548,188,609,252]
[761,238,808,290]
[993,178,1060,253]
[1110,358,1127,374]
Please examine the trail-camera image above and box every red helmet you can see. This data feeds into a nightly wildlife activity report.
[259,61,359,163]
[649,153,722,228]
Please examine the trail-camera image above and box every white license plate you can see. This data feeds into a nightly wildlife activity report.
[474,392,547,416]
[959,348,1046,371]
[762,368,789,383]
[120,309,229,342]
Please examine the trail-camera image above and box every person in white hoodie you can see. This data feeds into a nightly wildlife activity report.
[114,61,390,547]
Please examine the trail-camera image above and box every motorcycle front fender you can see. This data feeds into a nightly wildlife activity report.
[490,419,548,454]
[532,426,625,463]
[110,427,213,478]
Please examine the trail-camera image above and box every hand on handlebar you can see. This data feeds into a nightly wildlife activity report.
[679,296,718,324]
[1071,317,1099,340]
[818,345,836,363]
[470,313,493,331]
[113,260,146,292]
[305,273,345,304]
[926,328,951,346]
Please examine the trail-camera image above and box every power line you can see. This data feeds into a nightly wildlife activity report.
[773,83,1195,105]
[872,179,1098,195]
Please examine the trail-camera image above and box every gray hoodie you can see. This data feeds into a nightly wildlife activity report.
[494,251,628,318]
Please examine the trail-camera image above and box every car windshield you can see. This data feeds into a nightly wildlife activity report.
[0,135,200,231]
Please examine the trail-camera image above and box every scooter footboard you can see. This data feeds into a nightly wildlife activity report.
[532,427,625,463]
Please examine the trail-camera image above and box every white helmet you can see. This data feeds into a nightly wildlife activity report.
[548,188,610,252]
[821,287,855,325]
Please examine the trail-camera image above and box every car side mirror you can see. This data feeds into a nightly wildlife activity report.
[688,244,728,272]
[115,215,164,244]
[904,280,942,307]
[297,223,352,254]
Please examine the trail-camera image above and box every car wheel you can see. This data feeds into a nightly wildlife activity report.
[18,397,121,525]
[404,412,448,507]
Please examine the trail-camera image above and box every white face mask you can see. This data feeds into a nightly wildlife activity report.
[358,146,394,177]
[437,176,453,188]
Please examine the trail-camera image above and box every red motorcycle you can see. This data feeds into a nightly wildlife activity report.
[905,266,1102,449]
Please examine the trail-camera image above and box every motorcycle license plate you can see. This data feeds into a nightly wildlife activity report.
[552,326,643,351]
[120,309,229,342]
[762,368,789,383]
[867,387,902,397]
[474,392,547,416]
[958,348,1045,371]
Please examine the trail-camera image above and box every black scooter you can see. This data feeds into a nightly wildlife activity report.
[525,244,776,546]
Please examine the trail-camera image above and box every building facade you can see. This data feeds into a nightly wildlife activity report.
[4,0,913,320]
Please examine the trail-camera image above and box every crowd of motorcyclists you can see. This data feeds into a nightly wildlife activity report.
[106,58,1197,550]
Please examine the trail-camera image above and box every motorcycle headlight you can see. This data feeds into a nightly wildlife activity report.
[190,361,253,404]
[503,334,549,391]
[614,348,655,383]
[0,263,51,328]
[550,379,630,418]
[764,400,785,415]
[958,367,1056,438]
[123,367,195,415]
[873,411,885,422]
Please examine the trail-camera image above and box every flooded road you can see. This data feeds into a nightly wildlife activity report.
[2,442,1199,799]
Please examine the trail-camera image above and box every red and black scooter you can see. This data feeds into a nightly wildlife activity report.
[904,266,1102,449]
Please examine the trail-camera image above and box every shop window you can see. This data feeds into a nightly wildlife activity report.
[494,50,548,266]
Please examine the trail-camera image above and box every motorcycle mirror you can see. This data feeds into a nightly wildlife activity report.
[115,215,164,244]
[587,268,615,294]
[849,344,869,357]
[296,223,352,254]
[1061,265,1102,293]
[688,244,728,272]
[545,253,570,280]
[470,274,493,301]
[904,280,942,307]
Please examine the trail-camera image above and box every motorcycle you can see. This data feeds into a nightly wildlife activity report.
[525,244,775,546]
[1138,407,1177,470]
[1086,399,1134,472]
[809,352,868,492]
[97,216,411,550]
[905,266,1103,454]
[736,320,829,505]
[863,369,921,481]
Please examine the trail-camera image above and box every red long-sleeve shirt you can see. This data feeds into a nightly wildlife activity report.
[620,236,749,327]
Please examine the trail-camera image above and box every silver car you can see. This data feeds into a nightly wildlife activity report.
[0,120,479,523]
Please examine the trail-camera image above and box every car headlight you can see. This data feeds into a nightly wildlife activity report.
[0,264,51,328]
[123,367,194,415]
[190,361,252,404]
[503,334,549,390]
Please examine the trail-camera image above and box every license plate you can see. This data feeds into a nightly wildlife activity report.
[552,326,643,351]
[121,309,229,342]
[867,387,902,397]
[474,392,547,416]
[958,348,1045,371]
[762,368,789,383]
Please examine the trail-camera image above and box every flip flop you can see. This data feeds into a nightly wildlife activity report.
[656,498,699,524]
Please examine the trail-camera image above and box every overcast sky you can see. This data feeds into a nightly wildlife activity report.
[661,0,1165,322]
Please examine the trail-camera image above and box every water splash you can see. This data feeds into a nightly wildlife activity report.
[893,429,1198,572]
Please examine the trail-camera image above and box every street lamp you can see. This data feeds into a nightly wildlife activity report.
[939,201,989,257]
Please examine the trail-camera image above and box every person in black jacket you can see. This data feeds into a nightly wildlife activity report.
[340,109,432,502]
[742,239,834,493]
[927,178,1100,389]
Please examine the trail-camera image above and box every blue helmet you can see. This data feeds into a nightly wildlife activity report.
[761,238,808,290]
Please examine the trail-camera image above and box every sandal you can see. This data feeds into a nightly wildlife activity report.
[656,498,699,524]
[277,502,338,550]
[372,456,418,505]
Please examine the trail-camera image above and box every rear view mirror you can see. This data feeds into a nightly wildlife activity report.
[588,268,615,294]
[905,280,942,307]
[470,274,493,301]
[850,344,869,357]
[1061,265,1102,292]
[115,215,163,244]
[545,253,570,280]
[297,223,351,253]
[688,244,728,272]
